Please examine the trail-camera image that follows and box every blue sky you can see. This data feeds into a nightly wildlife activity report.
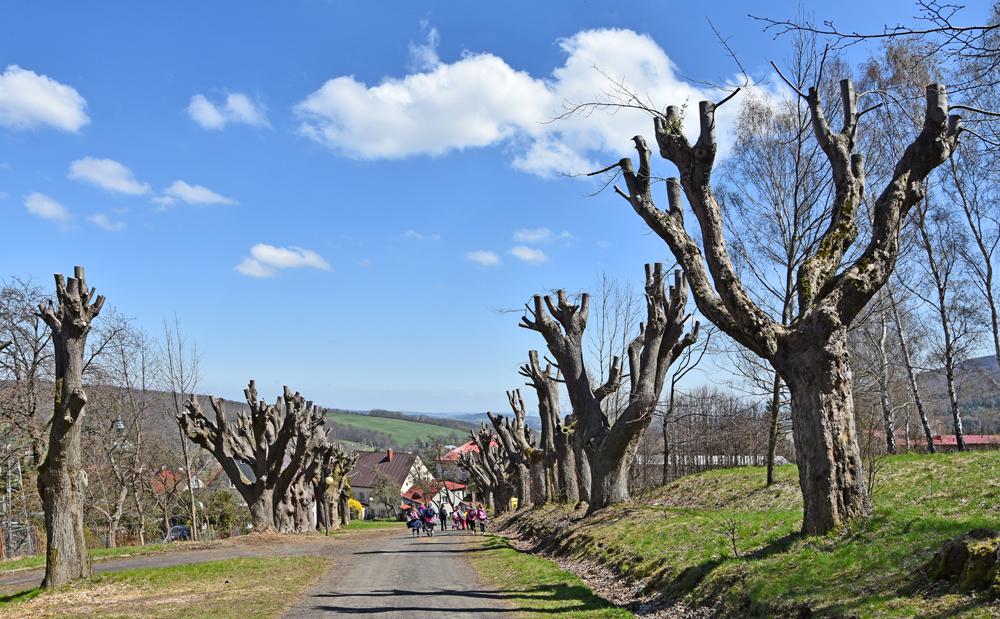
[1,1,977,412]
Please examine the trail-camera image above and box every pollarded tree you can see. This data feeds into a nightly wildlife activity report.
[178,381,323,532]
[457,426,513,513]
[521,264,698,511]
[36,266,105,587]
[487,393,536,506]
[519,350,578,503]
[611,79,961,533]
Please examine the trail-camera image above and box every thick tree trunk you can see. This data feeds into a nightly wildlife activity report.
[529,457,546,506]
[777,328,871,535]
[339,492,350,526]
[573,438,591,504]
[38,447,90,586]
[587,451,632,510]
[247,490,274,533]
[554,432,578,503]
[514,464,530,508]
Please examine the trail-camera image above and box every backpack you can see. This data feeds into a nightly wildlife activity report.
[476,508,487,520]
[424,507,436,519]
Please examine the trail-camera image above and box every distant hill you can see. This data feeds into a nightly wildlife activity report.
[325,410,478,452]
[917,353,1000,434]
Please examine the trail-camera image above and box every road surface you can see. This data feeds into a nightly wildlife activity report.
[285,528,512,618]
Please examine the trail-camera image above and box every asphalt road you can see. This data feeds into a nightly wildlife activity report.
[284,528,513,618]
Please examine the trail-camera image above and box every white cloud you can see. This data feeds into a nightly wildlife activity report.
[68,157,150,195]
[187,92,269,130]
[409,21,441,71]
[164,180,237,205]
[24,192,71,223]
[293,29,760,176]
[0,65,89,132]
[87,213,125,231]
[510,246,548,263]
[465,250,501,266]
[401,229,440,241]
[513,227,552,243]
[236,243,331,278]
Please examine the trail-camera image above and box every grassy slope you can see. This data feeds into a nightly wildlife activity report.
[327,411,467,447]
[0,556,327,618]
[471,536,632,618]
[501,452,1000,618]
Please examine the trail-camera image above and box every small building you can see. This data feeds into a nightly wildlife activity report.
[350,450,432,518]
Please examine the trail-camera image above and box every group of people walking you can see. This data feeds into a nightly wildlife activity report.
[405,503,488,537]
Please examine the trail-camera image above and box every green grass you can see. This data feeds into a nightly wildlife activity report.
[0,543,172,574]
[327,411,466,448]
[339,517,400,531]
[0,556,327,618]
[470,536,632,618]
[501,451,1000,618]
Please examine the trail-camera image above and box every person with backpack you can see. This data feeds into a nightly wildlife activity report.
[464,506,476,534]
[452,509,461,530]
[422,503,437,537]
[476,506,488,535]
[406,507,421,537]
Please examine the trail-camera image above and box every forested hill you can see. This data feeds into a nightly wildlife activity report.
[324,409,479,452]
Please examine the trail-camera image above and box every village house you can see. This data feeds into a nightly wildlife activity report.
[349,450,433,518]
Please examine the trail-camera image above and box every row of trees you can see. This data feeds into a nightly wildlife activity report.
[459,264,699,513]
[178,381,355,533]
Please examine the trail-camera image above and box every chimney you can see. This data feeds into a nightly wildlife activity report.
[386,449,394,462]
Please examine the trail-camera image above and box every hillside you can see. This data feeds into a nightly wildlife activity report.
[919,354,1000,434]
[325,410,474,451]
[498,452,1000,617]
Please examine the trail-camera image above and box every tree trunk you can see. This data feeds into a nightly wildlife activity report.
[875,310,896,454]
[514,464,530,508]
[529,457,546,506]
[176,425,200,540]
[765,371,783,486]
[554,432,578,503]
[777,328,871,535]
[339,492,350,526]
[573,438,591,504]
[247,490,274,532]
[888,289,935,452]
[587,451,632,509]
[37,268,104,588]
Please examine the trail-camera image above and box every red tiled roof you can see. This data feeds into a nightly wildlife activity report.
[441,440,498,461]
[932,434,1000,445]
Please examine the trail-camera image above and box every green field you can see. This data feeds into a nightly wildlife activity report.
[500,451,1000,618]
[326,411,468,448]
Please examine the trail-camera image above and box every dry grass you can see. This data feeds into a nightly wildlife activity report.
[1,556,328,618]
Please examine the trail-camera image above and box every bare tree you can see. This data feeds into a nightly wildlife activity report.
[178,381,323,532]
[519,350,578,503]
[887,285,936,451]
[487,390,536,507]
[162,318,201,540]
[911,197,981,449]
[36,267,105,587]
[521,264,698,511]
[457,426,513,514]
[607,72,960,532]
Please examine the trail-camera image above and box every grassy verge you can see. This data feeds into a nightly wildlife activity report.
[470,535,632,618]
[0,555,327,618]
[339,518,400,531]
[0,543,173,574]
[499,451,1000,618]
